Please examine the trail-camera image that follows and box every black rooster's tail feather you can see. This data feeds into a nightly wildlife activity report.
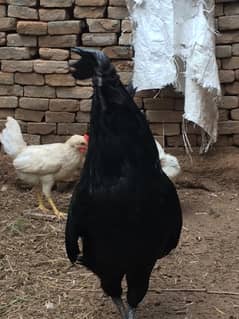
[65,206,81,264]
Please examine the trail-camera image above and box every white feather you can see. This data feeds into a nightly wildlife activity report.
[0,117,26,158]
[155,139,181,181]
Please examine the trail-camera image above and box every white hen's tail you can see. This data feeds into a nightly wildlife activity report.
[0,117,26,159]
[155,139,181,182]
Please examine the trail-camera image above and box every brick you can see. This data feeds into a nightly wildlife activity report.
[231,109,239,120]
[232,44,239,56]
[39,35,77,48]
[0,109,14,119]
[75,0,107,5]
[40,0,73,7]
[15,109,45,122]
[49,99,80,112]
[39,48,69,60]
[48,21,81,35]
[219,70,235,83]
[218,15,239,30]
[0,85,23,96]
[24,86,55,98]
[216,45,232,58]
[118,71,131,85]
[109,0,126,6]
[7,34,37,47]
[45,74,75,86]
[17,21,47,35]
[27,123,56,135]
[0,32,5,45]
[74,6,106,18]
[108,6,128,19]
[233,135,239,146]
[219,109,229,121]
[215,135,233,146]
[8,5,38,20]
[166,135,196,147]
[225,82,239,95]
[79,99,92,112]
[0,96,18,108]
[174,99,184,111]
[76,111,90,123]
[215,4,223,17]
[76,78,92,86]
[1,60,33,72]
[224,3,239,15]
[222,57,239,69]
[216,31,239,44]
[119,32,132,45]
[0,47,34,60]
[34,60,69,74]
[45,111,75,123]
[0,18,16,31]
[39,9,68,21]
[113,60,133,72]
[15,73,44,86]
[150,123,180,136]
[0,72,14,85]
[219,121,239,134]
[221,96,238,109]
[56,86,93,99]
[41,135,68,144]
[19,97,49,110]
[22,134,40,145]
[57,123,88,135]
[8,0,36,6]
[103,46,132,59]
[87,18,120,32]
[144,98,175,110]
[82,33,117,46]
[121,19,132,32]
[235,70,239,81]
[146,110,182,123]
[0,5,6,17]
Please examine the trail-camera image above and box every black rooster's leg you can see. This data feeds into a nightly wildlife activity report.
[126,306,136,319]
[112,298,127,319]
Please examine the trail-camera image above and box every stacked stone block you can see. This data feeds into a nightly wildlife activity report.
[0,0,238,149]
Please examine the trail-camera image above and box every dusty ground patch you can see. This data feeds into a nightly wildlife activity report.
[0,148,239,319]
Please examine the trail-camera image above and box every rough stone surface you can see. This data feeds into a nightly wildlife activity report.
[8,5,38,20]
[0,72,14,85]
[39,35,77,48]
[49,99,80,112]
[0,96,18,108]
[0,47,34,59]
[0,85,23,96]
[24,86,56,98]
[82,33,117,46]
[39,48,69,60]
[48,21,82,35]
[57,123,88,135]
[1,60,33,72]
[56,86,93,99]
[15,109,45,122]
[7,34,37,47]
[15,73,44,86]
[40,0,73,7]
[87,18,120,32]
[75,0,107,5]
[219,70,235,83]
[8,0,37,6]
[0,18,16,31]
[45,111,75,123]
[34,60,69,74]
[17,21,48,35]
[39,9,68,21]
[27,123,56,135]
[45,74,75,87]
[74,6,106,18]
[216,45,232,58]
[19,97,49,111]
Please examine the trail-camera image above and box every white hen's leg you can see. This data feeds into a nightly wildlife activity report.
[37,192,49,212]
[46,197,66,219]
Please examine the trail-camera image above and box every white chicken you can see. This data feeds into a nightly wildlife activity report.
[155,139,181,182]
[0,117,88,218]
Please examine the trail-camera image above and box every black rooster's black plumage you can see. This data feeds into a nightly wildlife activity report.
[65,48,182,319]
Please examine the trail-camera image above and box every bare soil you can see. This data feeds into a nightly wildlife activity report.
[1,147,239,319]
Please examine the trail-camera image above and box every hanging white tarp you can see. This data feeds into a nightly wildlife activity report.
[126,0,221,152]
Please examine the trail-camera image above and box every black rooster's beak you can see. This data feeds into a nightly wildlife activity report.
[70,47,98,80]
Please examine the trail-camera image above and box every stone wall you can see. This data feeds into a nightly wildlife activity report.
[0,0,238,148]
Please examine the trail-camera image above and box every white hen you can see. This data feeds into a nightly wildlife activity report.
[0,117,88,218]
[155,139,181,182]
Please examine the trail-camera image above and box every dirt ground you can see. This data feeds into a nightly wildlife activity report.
[1,147,239,319]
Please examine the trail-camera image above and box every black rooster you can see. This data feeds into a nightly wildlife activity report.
[65,48,182,319]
